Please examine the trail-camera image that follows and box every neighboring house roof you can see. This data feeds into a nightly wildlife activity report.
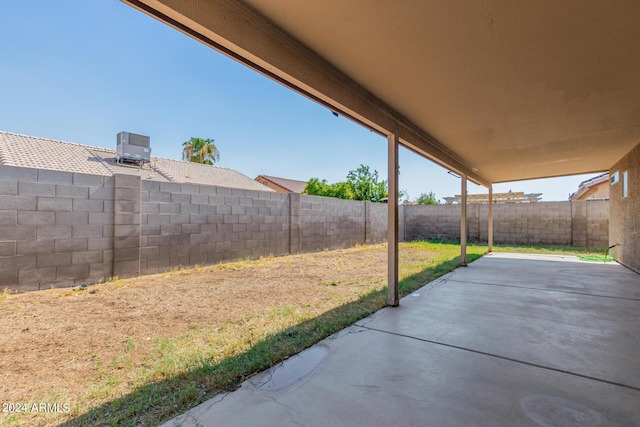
[569,172,609,201]
[0,131,274,192]
[152,157,273,191]
[0,131,113,176]
[255,175,307,193]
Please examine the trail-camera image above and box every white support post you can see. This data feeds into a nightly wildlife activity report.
[460,174,467,266]
[387,133,399,307]
[488,185,494,252]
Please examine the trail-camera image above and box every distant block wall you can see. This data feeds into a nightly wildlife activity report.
[571,200,609,249]
[485,202,573,245]
[0,164,612,292]
[404,204,461,241]
[404,200,608,247]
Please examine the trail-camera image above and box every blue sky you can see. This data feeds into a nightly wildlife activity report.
[0,1,599,201]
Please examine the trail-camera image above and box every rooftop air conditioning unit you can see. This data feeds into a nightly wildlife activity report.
[116,131,151,163]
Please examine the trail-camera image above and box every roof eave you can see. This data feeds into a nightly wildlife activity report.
[120,0,491,187]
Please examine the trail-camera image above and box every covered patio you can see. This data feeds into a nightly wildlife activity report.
[123,0,640,291]
[164,253,640,426]
[118,1,640,424]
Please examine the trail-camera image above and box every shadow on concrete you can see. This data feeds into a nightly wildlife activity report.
[60,252,483,427]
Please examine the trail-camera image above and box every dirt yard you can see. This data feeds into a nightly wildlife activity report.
[0,243,440,425]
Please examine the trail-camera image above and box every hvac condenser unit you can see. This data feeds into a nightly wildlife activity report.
[116,131,151,163]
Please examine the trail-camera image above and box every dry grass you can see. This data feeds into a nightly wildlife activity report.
[2,241,598,426]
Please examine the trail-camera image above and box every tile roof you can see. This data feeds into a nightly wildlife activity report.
[151,157,274,191]
[0,132,112,175]
[255,175,308,193]
[0,131,274,192]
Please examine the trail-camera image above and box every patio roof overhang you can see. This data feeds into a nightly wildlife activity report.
[121,0,640,305]
[122,0,640,186]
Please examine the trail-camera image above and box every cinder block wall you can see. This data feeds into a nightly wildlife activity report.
[404,204,461,241]
[113,175,141,278]
[490,202,572,245]
[404,200,609,247]
[1,167,391,291]
[139,181,291,275]
[573,200,609,248]
[367,201,389,243]
[299,195,365,252]
[0,166,114,291]
[0,164,612,292]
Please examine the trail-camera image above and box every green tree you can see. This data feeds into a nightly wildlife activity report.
[303,178,354,199]
[415,191,439,205]
[182,137,220,165]
[346,164,388,202]
[304,164,399,202]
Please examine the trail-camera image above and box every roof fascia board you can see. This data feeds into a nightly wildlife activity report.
[121,0,490,187]
[492,168,609,185]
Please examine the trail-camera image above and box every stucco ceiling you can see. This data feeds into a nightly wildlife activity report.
[124,0,640,184]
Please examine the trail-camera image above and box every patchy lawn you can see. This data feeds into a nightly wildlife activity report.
[0,242,602,426]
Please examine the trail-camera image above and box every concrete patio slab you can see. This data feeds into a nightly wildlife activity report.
[457,253,640,299]
[162,253,640,427]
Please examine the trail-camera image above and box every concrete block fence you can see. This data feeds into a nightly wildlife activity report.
[404,200,608,248]
[138,180,293,275]
[0,166,388,291]
[0,165,608,292]
[0,166,115,291]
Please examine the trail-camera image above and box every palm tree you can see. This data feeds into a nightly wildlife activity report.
[182,137,220,165]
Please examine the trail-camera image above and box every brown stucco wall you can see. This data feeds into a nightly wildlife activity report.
[609,143,640,273]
